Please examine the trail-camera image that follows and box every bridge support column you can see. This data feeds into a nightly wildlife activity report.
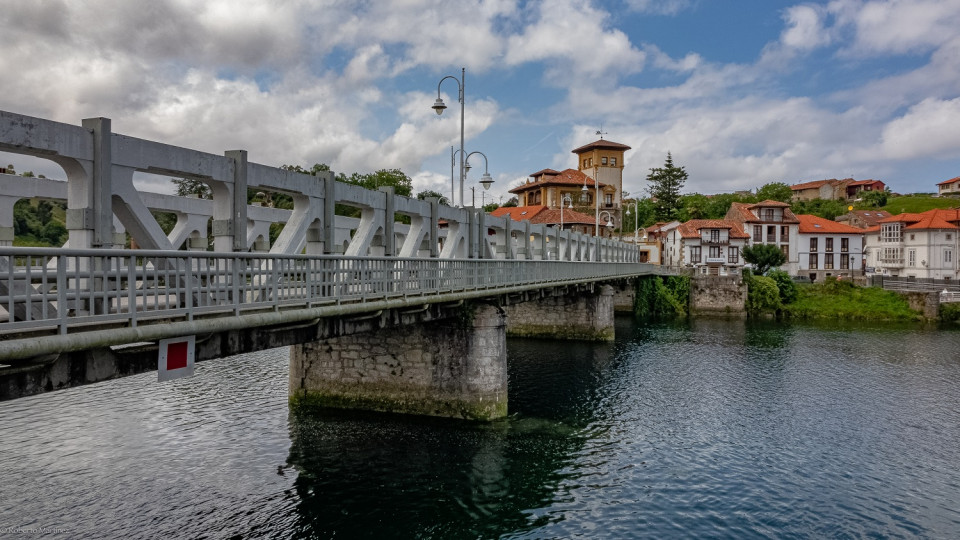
[289,304,508,420]
[503,284,615,341]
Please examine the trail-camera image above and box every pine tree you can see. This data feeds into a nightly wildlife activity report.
[646,152,688,222]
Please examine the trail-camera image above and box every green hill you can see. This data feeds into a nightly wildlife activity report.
[878,195,960,214]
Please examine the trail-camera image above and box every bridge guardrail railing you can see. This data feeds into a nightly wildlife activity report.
[1,247,655,338]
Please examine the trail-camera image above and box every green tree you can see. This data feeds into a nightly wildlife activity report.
[791,198,846,220]
[755,182,793,203]
[860,189,889,208]
[679,193,710,221]
[744,273,782,315]
[502,196,519,207]
[767,269,798,304]
[646,152,688,222]
[416,190,449,204]
[171,177,212,199]
[742,244,787,275]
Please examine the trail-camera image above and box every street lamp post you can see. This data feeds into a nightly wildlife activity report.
[433,68,495,208]
[625,198,639,244]
[599,210,615,236]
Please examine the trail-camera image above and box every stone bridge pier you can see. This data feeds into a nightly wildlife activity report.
[290,304,509,420]
[289,284,623,420]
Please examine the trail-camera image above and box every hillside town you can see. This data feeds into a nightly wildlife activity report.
[489,137,960,283]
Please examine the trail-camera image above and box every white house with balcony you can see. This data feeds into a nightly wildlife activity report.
[725,200,801,275]
[863,209,960,279]
[662,219,750,276]
[797,214,865,281]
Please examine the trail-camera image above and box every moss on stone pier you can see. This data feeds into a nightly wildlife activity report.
[289,389,508,422]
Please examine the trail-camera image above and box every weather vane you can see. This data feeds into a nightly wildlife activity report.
[596,124,607,139]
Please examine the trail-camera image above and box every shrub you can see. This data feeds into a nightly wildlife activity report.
[746,274,781,315]
[767,270,798,304]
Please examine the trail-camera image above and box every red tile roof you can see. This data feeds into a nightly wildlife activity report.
[726,201,800,223]
[571,139,632,154]
[677,219,750,239]
[791,179,838,191]
[490,205,597,226]
[846,179,883,187]
[530,168,562,177]
[937,176,960,186]
[797,214,865,234]
[837,210,891,227]
[877,208,960,230]
[510,168,606,194]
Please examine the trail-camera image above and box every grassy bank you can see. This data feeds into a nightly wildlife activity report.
[782,279,921,321]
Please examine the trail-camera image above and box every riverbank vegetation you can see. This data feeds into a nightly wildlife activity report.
[634,275,690,319]
[743,273,921,321]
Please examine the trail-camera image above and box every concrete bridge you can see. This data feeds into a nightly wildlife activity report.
[0,110,661,419]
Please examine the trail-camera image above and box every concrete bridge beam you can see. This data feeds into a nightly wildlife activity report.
[502,284,616,341]
[289,303,508,420]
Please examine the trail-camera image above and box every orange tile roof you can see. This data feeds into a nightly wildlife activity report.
[797,214,865,234]
[877,208,960,230]
[510,168,607,194]
[727,201,800,223]
[677,219,750,239]
[530,168,562,177]
[571,139,632,154]
[490,205,597,226]
[846,179,883,187]
[791,179,838,191]
[490,205,548,221]
[937,176,960,186]
[750,199,792,208]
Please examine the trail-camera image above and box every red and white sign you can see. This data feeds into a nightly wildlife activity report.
[158,335,195,382]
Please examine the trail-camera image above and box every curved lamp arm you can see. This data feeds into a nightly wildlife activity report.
[465,151,494,190]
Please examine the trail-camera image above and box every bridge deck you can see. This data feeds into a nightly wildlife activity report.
[0,247,657,361]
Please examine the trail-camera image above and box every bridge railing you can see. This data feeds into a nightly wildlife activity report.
[0,247,653,338]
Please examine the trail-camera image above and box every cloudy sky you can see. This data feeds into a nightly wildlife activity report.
[2,0,959,204]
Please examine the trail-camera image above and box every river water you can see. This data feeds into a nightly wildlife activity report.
[2,318,960,539]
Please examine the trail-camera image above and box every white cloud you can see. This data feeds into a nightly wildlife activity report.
[780,4,831,50]
[829,0,960,56]
[877,97,960,160]
[504,0,646,80]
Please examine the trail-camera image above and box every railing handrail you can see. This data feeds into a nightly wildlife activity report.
[0,248,657,351]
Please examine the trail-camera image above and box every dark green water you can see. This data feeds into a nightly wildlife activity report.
[2,317,960,538]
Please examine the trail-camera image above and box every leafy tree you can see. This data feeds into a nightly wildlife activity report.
[791,198,847,220]
[502,196,519,207]
[755,182,793,203]
[860,189,889,208]
[678,193,709,221]
[172,177,212,199]
[41,221,67,245]
[20,171,35,178]
[416,190,450,204]
[742,244,787,275]
[744,273,782,314]
[767,269,798,304]
[36,200,53,225]
[646,152,688,222]
[483,202,499,212]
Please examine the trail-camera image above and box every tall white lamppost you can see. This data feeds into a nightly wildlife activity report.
[625,198,639,244]
[434,68,489,207]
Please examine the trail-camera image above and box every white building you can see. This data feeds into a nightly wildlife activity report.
[863,209,960,279]
[796,214,865,281]
[726,200,801,275]
[662,219,750,276]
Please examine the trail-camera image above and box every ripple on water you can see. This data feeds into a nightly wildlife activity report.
[2,320,960,538]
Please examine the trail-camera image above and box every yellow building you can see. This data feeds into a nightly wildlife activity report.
[572,138,631,209]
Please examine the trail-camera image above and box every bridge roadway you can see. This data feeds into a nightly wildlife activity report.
[0,109,656,413]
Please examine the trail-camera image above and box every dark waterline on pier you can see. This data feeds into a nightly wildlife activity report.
[2,318,960,538]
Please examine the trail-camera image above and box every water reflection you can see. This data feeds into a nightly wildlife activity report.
[285,335,617,538]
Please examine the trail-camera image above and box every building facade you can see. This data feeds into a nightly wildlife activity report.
[796,214,865,281]
[863,209,960,279]
[661,219,749,276]
[725,200,801,275]
[937,176,960,196]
